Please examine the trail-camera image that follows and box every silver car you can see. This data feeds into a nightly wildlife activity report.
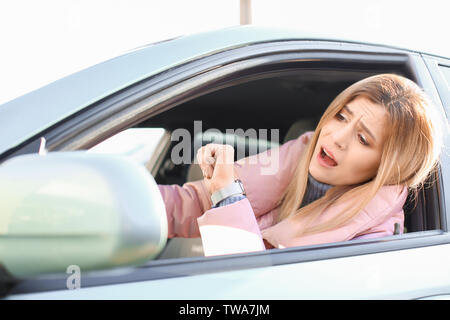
[0,26,449,300]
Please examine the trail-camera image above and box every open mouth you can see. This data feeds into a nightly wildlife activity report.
[319,146,338,167]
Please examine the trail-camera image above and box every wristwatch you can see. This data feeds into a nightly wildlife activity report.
[211,179,246,207]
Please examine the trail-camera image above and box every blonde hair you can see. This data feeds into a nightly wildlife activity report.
[277,73,444,236]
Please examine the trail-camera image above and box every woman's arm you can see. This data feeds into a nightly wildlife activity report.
[158,180,212,238]
[195,143,269,256]
[158,131,314,243]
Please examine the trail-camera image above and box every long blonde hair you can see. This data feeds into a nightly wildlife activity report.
[277,73,444,236]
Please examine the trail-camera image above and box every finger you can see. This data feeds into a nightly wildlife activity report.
[198,144,234,179]
[206,164,214,179]
[197,155,214,180]
[205,155,216,165]
[200,164,207,178]
[214,144,234,165]
[205,156,215,179]
[199,146,216,172]
[197,146,212,169]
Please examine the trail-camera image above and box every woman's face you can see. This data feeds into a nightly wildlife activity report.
[309,95,389,186]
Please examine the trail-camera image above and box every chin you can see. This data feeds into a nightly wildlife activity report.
[309,164,332,185]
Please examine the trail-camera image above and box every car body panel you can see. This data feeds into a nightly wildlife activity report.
[7,243,450,299]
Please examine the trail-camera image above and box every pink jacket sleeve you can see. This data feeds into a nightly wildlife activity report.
[197,198,266,256]
[158,180,212,238]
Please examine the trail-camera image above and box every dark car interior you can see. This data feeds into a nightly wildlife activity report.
[134,66,442,258]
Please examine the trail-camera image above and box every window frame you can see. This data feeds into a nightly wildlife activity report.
[422,55,450,119]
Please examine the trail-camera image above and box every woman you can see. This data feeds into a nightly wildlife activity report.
[158,73,443,256]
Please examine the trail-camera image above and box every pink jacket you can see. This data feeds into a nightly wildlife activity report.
[158,131,408,256]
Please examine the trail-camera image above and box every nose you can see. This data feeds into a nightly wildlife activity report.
[331,123,353,150]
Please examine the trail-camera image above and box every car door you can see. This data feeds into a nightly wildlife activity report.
[2,33,449,299]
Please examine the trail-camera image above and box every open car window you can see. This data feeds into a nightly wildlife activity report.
[87,128,167,165]
[142,70,444,260]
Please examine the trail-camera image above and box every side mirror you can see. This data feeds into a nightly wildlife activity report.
[0,152,168,278]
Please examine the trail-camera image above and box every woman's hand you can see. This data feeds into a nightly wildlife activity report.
[197,143,235,196]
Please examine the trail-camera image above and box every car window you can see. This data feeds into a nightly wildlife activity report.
[87,127,166,166]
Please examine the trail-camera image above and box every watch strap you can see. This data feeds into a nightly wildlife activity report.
[211,180,245,207]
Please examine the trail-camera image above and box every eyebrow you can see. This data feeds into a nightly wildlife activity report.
[342,105,377,143]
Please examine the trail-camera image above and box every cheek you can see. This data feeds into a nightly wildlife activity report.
[319,122,336,135]
[345,149,381,176]
[316,124,334,148]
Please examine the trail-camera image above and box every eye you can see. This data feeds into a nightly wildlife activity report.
[358,133,369,146]
[335,112,346,121]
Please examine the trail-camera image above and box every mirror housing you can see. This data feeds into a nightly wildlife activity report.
[0,152,167,278]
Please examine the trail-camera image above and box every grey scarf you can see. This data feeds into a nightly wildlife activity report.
[300,173,334,208]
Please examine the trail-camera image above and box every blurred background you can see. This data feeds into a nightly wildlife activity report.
[0,0,448,105]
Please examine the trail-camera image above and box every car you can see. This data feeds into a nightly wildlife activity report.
[0,25,449,300]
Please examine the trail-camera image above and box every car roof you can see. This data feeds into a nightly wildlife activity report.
[0,25,446,156]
